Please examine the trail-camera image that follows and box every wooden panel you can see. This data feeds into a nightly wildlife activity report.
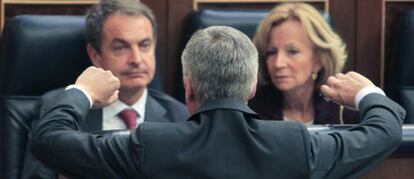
[167,0,193,98]
[330,0,356,72]
[4,4,91,17]
[361,155,414,179]
[1,0,97,31]
[141,0,169,93]
[355,0,383,86]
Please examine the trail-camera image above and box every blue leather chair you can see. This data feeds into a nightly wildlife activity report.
[0,15,90,179]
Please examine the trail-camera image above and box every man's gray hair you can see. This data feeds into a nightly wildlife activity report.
[85,0,157,53]
[181,26,258,104]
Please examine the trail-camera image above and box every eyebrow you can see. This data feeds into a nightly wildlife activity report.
[111,37,128,45]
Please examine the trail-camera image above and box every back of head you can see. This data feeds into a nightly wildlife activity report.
[181,26,258,104]
[85,0,157,53]
[254,3,347,88]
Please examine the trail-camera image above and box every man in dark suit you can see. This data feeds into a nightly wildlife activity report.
[23,0,188,178]
[31,26,405,179]
[74,0,188,130]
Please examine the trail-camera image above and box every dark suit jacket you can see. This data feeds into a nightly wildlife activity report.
[31,88,405,179]
[22,88,188,179]
[249,84,360,124]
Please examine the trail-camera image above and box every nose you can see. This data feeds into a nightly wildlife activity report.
[128,46,142,64]
[273,53,287,69]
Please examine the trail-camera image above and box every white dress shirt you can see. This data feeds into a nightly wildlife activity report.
[102,89,147,130]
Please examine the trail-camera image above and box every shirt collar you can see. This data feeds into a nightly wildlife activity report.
[103,88,148,122]
[189,98,260,121]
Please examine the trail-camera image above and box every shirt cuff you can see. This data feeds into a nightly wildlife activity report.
[355,86,386,110]
[65,85,93,108]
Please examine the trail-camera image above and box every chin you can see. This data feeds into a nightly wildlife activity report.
[121,82,148,91]
[274,84,292,92]
[122,78,149,85]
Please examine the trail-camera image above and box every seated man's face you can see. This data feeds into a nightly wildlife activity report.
[93,13,156,93]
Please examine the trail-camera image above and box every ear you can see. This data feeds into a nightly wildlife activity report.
[183,76,198,114]
[87,44,102,68]
[313,56,323,73]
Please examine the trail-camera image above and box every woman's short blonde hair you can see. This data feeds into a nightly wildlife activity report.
[254,3,347,89]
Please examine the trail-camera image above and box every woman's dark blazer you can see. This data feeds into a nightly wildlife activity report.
[249,84,360,124]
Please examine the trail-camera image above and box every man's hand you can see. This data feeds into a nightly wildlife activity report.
[321,71,374,109]
[75,67,120,108]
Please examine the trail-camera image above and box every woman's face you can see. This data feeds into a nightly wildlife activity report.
[266,19,321,93]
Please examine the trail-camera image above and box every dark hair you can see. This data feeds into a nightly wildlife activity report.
[85,0,157,53]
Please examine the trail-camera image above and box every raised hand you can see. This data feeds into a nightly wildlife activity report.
[320,71,374,109]
[75,66,120,108]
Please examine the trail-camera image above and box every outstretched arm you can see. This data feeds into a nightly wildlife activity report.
[309,72,405,178]
[30,67,141,178]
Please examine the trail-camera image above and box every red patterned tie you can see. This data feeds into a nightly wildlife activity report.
[118,109,138,129]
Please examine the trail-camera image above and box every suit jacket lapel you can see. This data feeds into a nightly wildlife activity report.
[145,94,168,122]
[82,109,103,132]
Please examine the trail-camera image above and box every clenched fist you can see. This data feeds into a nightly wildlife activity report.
[75,67,120,108]
[320,71,374,109]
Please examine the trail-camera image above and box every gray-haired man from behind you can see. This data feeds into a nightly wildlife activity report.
[31,26,405,178]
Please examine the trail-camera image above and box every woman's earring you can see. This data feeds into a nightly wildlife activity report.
[312,73,318,80]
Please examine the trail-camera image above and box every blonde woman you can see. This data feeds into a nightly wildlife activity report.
[249,3,359,125]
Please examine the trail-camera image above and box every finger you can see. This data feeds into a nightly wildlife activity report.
[347,71,375,86]
[335,73,346,79]
[88,66,101,73]
[108,90,119,104]
[106,69,115,75]
[325,76,339,87]
[320,84,337,99]
[107,81,120,93]
[90,66,99,70]
[346,71,358,76]
[113,77,121,89]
